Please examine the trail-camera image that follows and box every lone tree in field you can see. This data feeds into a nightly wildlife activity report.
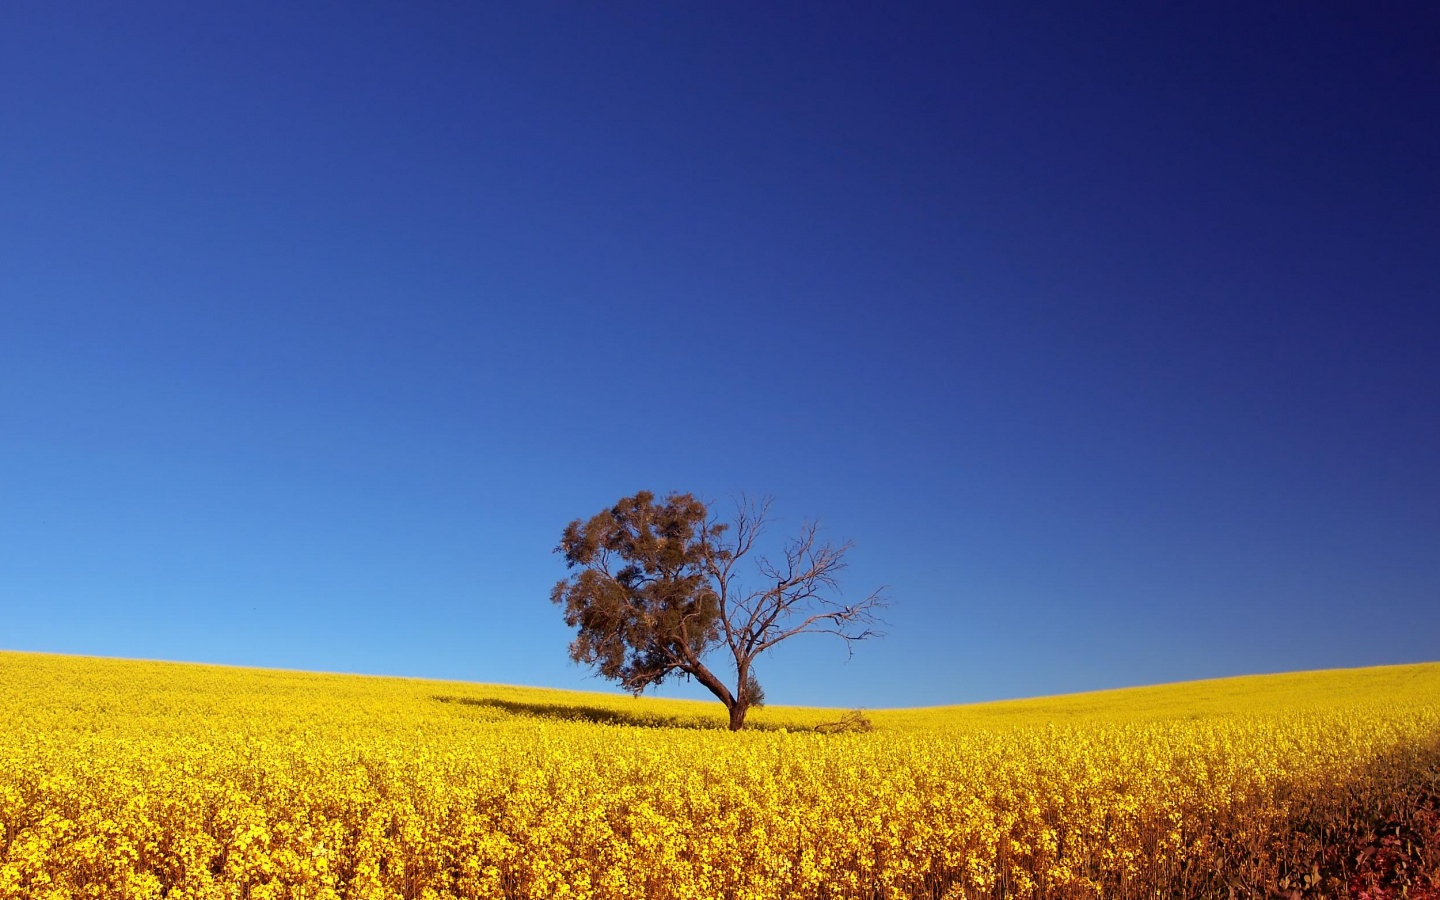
[551,491,886,731]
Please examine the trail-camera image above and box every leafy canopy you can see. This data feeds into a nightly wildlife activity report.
[552,491,885,729]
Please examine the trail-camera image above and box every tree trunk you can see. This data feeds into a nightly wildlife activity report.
[727,701,749,731]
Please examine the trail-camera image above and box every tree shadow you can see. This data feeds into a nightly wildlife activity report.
[432,695,788,731]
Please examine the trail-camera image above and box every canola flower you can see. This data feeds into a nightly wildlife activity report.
[1,651,1437,899]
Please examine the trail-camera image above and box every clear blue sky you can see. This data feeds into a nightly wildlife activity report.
[3,3,1436,708]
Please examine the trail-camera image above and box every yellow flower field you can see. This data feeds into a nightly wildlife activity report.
[1,651,1437,899]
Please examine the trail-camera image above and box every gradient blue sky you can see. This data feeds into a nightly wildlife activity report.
[3,3,1437,708]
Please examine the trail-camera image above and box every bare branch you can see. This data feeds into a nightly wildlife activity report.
[753,588,888,655]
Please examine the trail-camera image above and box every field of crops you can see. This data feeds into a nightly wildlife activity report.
[2,651,1437,899]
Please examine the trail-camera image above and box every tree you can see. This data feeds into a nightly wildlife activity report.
[550,490,886,731]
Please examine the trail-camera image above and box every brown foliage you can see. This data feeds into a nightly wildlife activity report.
[552,491,886,730]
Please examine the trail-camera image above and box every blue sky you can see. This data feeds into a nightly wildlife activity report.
[2,3,1436,708]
